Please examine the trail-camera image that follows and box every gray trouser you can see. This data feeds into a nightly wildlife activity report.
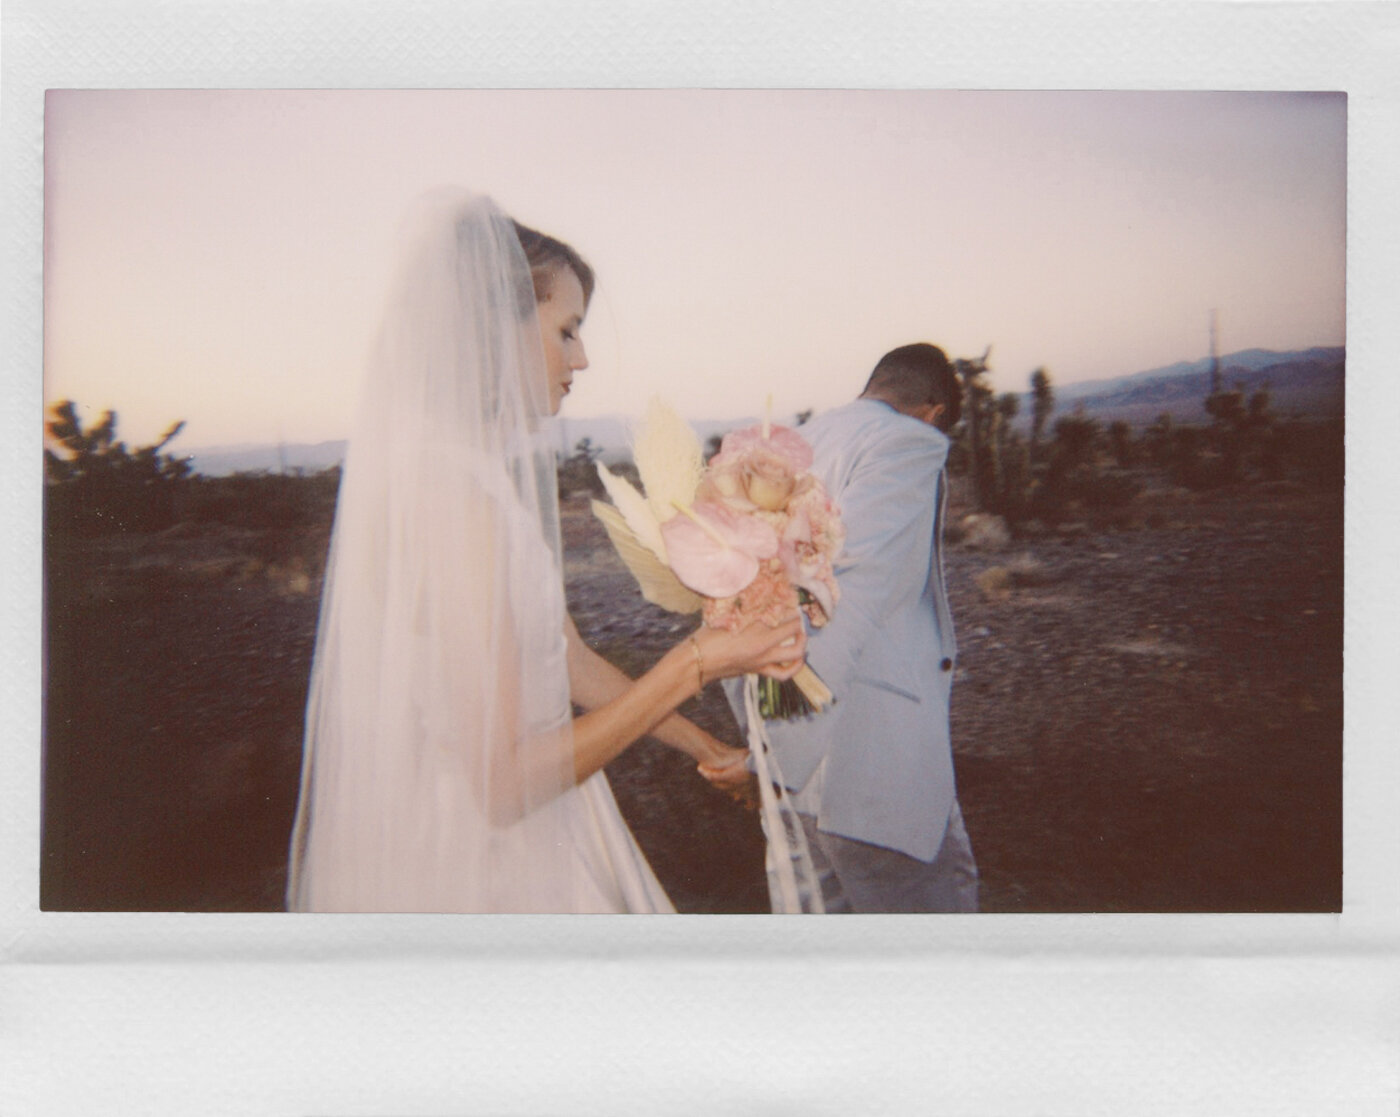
[801,800,979,913]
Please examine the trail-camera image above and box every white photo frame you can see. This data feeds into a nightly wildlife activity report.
[5,3,1397,1114]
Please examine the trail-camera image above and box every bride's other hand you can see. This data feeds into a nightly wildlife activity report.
[698,748,758,809]
[694,616,806,684]
[696,741,747,779]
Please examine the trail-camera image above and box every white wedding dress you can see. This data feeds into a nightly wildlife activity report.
[286,190,671,913]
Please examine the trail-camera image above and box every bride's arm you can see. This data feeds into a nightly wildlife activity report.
[564,617,746,770]
[565,617,805,786]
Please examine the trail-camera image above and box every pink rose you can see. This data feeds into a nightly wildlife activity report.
[714,424,814,473]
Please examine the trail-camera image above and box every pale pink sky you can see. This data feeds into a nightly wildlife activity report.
[44,90,1346,448]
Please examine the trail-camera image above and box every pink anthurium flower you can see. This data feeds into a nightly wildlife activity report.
[660,499,780,598]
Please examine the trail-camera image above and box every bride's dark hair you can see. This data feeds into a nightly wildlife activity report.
[512,220,595,307]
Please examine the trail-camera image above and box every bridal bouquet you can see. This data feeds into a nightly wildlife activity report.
[591,398,838,913]
[591,399,845,719]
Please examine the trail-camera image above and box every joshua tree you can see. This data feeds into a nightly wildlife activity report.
[995,392,1020,425]
[988,392,1018,505]
[1029,367,1055,465]
[1247,384,1282,479]
[1246,383,1273,428]
[1108,420,1134,468]
[44,401,188,484]
[44,400,190,534]
[1204,377,1276,483]
[953,347,994,511]
[987,392,1030,519]
[1204,383,1246,428]
[1050,410,1100,471]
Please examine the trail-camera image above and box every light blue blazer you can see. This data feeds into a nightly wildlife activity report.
[727,398,958,862]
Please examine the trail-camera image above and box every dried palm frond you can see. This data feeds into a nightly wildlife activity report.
[591,500,704,614]
[595,462,668,563]
[633,397,704,527]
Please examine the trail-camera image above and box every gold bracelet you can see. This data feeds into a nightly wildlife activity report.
[689,633,706,690]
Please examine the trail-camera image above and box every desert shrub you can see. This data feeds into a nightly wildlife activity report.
[1049,413,1100,471]
[974,553,1055,600]
[948,365,1037,523]
[959,513,1012,550]
[1142,424,1227,490]
[945,434,971,478]
[1204,387,1247,428]
[1257,427,1285,482]
[1033,464,1142,520]
[951,350,997,512]
[44,401,191,536]
[557,437,606,498]
[1108,420,1136,468]
[1143,414,1177,471]
[975,566,1012,600]
[1083,468,1144,508]
[1201,383,1280,484]
[1004,552,1054,586]
[184,468,342,531]
[1029,367,1055,466]
[1026,414,1131,523]
[611,461,643,489]
[989,427,1033,523]
[1274,418,1343,488]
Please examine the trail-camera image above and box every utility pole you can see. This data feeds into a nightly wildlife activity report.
[1208,309,1221,397]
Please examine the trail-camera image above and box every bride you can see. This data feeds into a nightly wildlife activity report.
[286,189,804,912]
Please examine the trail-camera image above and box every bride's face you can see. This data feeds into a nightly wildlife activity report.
[536,267,589,415]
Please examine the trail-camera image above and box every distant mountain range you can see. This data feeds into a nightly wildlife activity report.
[181,346,1343,476]
[1039,346,1344,428]
[182,439,351,478]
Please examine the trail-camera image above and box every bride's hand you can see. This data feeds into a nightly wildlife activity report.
[694,616,807,683]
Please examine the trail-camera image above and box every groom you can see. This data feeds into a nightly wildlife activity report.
[717,343,978,913]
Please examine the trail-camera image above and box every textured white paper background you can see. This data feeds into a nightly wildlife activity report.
[4,2,1398,1114]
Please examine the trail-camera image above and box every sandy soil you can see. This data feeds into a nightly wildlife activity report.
[41,476,1342,913]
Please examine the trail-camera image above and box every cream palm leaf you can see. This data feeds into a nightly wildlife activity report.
[590,500,703,614]
[596,462,668,562]
[633,397,704,527]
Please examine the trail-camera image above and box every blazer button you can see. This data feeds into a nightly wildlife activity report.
[940,657,953,672]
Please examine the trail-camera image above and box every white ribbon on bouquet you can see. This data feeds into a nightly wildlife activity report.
[742,673,825,914]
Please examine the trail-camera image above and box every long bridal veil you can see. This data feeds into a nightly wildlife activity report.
[286,191,584,912]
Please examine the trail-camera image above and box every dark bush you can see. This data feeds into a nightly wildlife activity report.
[1029,464,1142,524]
[557,438,606,498]
[1108,420,1135,468]
[44,401,191,537]
[1276,418,1344,488]
[184,469,342,531]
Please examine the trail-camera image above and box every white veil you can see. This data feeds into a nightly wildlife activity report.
[286,190,584,912]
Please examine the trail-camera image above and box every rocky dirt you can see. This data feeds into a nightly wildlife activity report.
[41,476,1342,913]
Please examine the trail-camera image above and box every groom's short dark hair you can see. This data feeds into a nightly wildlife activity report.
[862,343,961,431]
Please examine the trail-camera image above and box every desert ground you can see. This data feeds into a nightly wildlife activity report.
[41,470,1342,913]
